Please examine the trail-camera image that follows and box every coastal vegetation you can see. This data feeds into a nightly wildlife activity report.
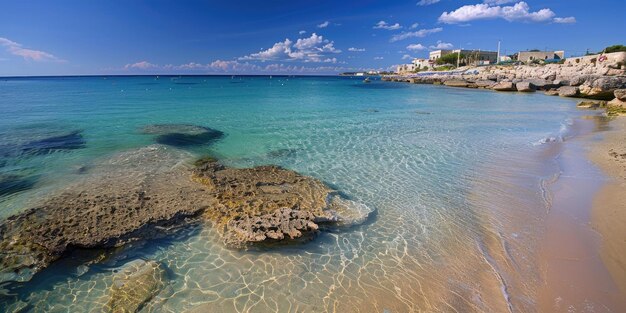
[604,45,626,53]
[435,52,465,66]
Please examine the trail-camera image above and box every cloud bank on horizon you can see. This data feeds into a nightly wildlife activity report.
[0,0,619,76]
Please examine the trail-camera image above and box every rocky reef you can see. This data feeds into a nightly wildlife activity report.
[21,130,86,155]
[0,145,373,283]
[140,124,224,147]
[192,158,372,248]
[0,173,37,197]
[0,146,209,283]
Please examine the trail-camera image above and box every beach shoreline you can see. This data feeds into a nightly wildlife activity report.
[533,114,626,312]
[589,117,626,295]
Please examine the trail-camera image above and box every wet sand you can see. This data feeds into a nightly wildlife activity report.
[537,116,626,312]
[589,117,626,296]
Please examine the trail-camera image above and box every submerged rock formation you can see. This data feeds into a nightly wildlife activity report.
[0,145,373,283]
[0,173,37,197]
[105,259,166,313]
[21,130,86,155]
[140,124,224,147]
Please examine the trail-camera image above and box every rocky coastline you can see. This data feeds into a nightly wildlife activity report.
[383,52,626,115]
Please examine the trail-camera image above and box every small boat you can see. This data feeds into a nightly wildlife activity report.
[363,77,371,83]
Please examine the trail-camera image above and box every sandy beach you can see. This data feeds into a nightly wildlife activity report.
[590,117,626,295]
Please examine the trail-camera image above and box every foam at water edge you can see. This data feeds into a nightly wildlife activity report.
[532,118,575,146]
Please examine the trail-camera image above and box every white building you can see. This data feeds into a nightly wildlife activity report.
[412,58,431,70]
[517,50,565,62]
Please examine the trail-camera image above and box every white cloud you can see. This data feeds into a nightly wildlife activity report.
[0,37,63,62]
[410,23,420,29]
[240,38,293,61]
[406,43,427,51]
[317,21,330,28]
[439,2,555,24]
[239,33,340,63]
[390,27,443,42]
[374,56,384,60]
[553,16,576,24]
[348,47,366,52]
[294,33,324,50]
[171,62,206,70]
[124,61,158,70]
[299,30,307,35]
[119,59,362,74]
[483,0,516,4]
[373,20,402,30]
[429,40,454,49]
[402,54,413,60]
[417,0,440,6]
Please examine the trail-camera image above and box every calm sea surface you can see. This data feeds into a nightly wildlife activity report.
[0,76,586,312]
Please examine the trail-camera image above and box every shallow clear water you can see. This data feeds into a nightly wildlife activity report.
[0,76,584,312]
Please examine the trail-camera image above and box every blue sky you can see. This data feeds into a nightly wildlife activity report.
[0,0,624,76]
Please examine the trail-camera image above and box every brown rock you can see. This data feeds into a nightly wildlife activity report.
[105,259,166,313]
[443,80,469,87]
[558,86,579,97]
[475,80,496,88]
[577,100,607,109]
[614,89,626,101]
[492,82,516,91]
[0,146,208,283]
[516,82,536,92]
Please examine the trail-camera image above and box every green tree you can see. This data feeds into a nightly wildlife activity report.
[604,45,626,53]
[436,53,465,66]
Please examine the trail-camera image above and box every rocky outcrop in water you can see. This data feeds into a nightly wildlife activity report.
[225,208,319,247]
[105,259,166,313]
[0,146,209,283]
[492,82,516,91]
[0,145,373,283]
[192,158,372,248]
[515,82,535,92]
[141,124,224,147]
[558,86,579,97]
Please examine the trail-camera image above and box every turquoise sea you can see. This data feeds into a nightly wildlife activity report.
[0,76,592,312]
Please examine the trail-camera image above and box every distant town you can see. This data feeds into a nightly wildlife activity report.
[395,49,565,74]
[341,45,626,77]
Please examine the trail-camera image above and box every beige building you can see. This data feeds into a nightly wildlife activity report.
[517,50,565,62]
[396,63,417,74]
[429,50,453,61]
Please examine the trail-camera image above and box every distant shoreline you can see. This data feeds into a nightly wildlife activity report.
[0,74,343,78]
